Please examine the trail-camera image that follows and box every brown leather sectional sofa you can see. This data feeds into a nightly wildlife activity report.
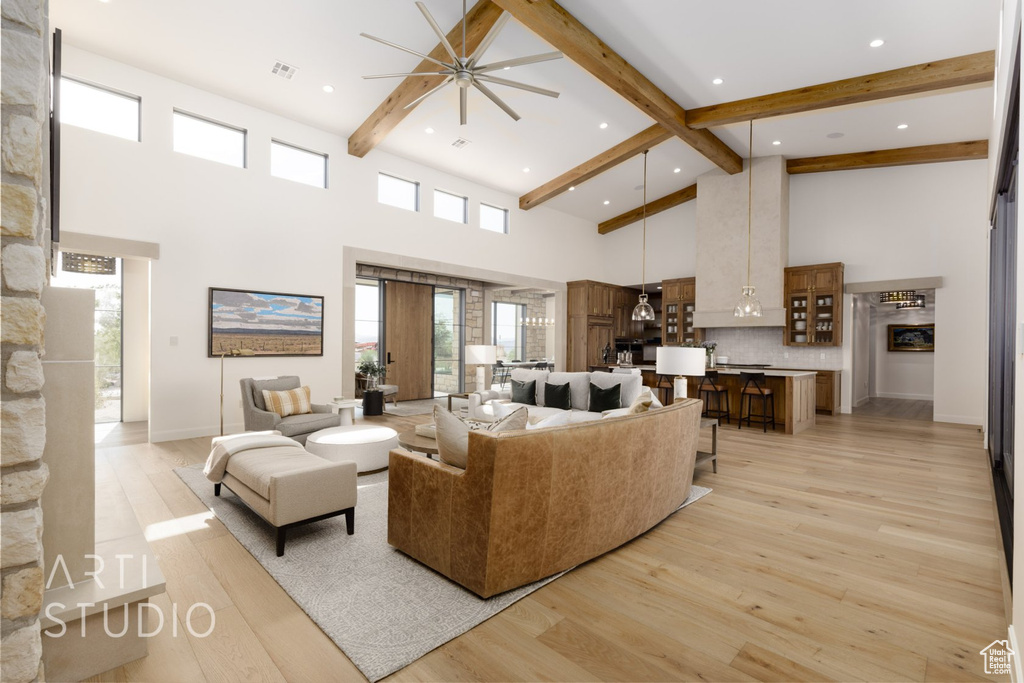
[387,397,702,598]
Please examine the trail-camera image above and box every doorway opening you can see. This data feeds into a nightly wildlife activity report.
[51,252,123,424]
[433,287,464,397]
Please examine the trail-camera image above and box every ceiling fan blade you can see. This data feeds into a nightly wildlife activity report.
[460,87,467,126]
[415,2,462,65]
[473,80,521,121]
[403,75,455,110]
[475,74,560,98]
[475,52,563,74]
[363,70,451,80]
[467,12,511,67]
[360,32,456,71]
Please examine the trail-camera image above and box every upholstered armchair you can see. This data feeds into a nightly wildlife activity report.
[239,376,340,444]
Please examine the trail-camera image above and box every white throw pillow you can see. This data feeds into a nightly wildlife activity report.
[433,404,527,469]
[526,410,573,430]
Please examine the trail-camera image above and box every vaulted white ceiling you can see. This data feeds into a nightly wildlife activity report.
[50,0,999,225]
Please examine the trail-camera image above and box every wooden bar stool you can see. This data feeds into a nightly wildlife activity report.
[739,372,775,432]
[697,371,730,424]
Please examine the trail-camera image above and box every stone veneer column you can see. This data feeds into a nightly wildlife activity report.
[1,1,52,681]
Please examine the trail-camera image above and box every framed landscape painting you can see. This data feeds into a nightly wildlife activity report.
[209,287,324,357]
[888,323,934,352]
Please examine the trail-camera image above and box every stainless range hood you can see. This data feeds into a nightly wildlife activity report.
[692,156,788,328]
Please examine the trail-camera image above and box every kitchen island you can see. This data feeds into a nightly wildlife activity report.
[590,364,816,435]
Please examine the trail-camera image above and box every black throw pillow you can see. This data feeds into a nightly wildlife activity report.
[589,382,621,413]
[545,382,572,410]
[510,379,536,405]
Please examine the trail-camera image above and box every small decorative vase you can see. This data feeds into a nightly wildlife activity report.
[708,353,716,369]
[367,375,379,391]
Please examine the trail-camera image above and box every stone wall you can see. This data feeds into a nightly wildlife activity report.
[1,1,52,681]
[356,265,484,392]
[492,290,549,361]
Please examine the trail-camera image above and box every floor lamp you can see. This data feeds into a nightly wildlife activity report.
[465,345,497,392]
[656,347,706,402]
[220,348,255,435]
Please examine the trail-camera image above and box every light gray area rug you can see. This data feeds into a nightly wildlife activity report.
[175,465,711,681]
[381,398,446,417]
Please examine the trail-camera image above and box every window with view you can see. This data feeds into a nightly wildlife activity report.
[434,190,468,224]
[493,302,525,362]
[60,77,140,141]
[355,279,382,368]
[480,203,509,234]
[271,140,327,188]
[378,173,419,211]
[173,110,246,168]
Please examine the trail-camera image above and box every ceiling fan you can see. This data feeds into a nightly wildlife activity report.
[360,0,563,125]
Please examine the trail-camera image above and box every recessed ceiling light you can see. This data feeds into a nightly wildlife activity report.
[569,186,575,191]
[599,122,608,129]
[424,127,434,134]
[603,200,610,205]
[522,167,530,173]
[322,85,335,93]
[772,140,781,146]
[503,66,510,70]
[869,39,885,48]
[897,123,909,129]
[673,167,681,173]
[712,78,723,85]
[826,132,845,139]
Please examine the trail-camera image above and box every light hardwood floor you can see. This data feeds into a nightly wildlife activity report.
[86,410,1007,682]
[853,397,935,422]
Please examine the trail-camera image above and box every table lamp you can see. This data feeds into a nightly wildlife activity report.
[656,347,706,401]
[465,345,497,392]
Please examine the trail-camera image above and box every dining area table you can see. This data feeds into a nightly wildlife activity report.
[491,359,554,388]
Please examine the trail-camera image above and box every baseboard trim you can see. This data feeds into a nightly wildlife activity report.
[933,413,984,427]
[873,391,934,401]
[853,396,870,408]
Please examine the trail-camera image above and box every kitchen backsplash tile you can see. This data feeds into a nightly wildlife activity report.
[704,327,843,370]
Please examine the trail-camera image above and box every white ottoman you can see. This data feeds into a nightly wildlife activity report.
[305,425,400,473]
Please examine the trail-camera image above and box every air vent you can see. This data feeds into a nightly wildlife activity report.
[61,252,116,275]
[271,61,299,80]
[451,137,471,149]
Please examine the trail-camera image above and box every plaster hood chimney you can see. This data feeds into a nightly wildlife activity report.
[692,156,788,328]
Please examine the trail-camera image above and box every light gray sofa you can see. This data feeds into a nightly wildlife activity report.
[468,369,654,423]
[240,376,340,444]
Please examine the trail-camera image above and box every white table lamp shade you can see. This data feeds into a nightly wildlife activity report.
[656,347,706,399]
[465,345,497,366]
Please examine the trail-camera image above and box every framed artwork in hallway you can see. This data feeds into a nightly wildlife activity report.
[208,287,324,357]
[888,324,935,352]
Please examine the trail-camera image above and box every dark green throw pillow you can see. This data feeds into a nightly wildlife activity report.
[511,378,536,405]
[545,382,572,410]
[589,382,621,413]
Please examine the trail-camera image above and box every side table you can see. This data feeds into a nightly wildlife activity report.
[329,399,362,426]
[447,392,471,414]
[696,417,718,473]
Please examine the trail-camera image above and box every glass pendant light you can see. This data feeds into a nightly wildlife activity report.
[632,150,656,322]
[735,120,763,318]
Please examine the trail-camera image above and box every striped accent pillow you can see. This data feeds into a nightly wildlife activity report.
[262,386,312,417]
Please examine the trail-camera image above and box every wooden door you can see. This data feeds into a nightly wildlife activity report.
[587,322,613,368]
[383,280,433,401]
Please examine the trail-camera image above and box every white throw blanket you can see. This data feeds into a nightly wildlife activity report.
[204,433,303,483]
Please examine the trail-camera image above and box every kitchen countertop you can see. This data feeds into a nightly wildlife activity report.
[593,364,815,378]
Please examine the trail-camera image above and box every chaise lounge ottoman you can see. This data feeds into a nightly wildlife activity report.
[204,433,357,556]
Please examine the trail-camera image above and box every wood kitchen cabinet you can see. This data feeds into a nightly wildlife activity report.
[784,263,844,347]
[568,280,636,371]
[661,277,701,346]
[815,371,841,414]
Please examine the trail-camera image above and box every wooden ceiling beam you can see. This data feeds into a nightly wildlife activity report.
[347,1,504,158]
[597,184,697,234]
[686,51,995,129]
[491,0,743,174]
[519,124,673,210]
[786,140,988,174]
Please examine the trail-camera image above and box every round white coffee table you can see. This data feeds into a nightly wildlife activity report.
[305,425,399,473]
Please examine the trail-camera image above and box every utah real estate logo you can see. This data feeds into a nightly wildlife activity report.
[980,640,1014,675]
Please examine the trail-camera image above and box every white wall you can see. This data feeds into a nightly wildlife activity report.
[59,46,603,441]
[599,201,697,286]
[121,258,149,422]
[850,294,872,406]
[790,161,989,424]
[871,300,936,401]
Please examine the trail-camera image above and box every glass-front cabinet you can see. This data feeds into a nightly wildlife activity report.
[661,277,700,346]
[784,262,844,346]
